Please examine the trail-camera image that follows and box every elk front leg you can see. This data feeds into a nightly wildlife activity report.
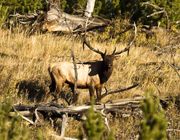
[96,86,102,102]
[89,86,95,102]
[69,84,79,104]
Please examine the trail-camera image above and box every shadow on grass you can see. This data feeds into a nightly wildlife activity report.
[58,90,79,105]
[16,80,47,102]
[16,80,78,104]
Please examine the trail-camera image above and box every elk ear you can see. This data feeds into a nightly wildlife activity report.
[101,49,107,59]
[104,49,107,55]
[101,53,105,59]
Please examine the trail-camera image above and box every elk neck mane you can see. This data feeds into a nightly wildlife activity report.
[78,59,113,84]
[99,63,113,84]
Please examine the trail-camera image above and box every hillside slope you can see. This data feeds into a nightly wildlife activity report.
[0,28,179,139]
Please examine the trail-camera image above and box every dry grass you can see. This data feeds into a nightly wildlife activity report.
[0,28,179,139]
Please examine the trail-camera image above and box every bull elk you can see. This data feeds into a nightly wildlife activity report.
[48,38,130,103]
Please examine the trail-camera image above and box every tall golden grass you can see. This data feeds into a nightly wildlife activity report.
[0,28,179,139]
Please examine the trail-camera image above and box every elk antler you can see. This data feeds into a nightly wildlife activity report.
[83,36,105,55]
[113,47,130,56]
[113,22,137,56]
[112,47,116,55]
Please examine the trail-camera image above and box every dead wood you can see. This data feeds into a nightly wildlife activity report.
[6,0,110,34]
[9,12,46,34]
[12,106,35,125]
[50,134,79,140]
[10,95,178,136]
[13,104,34,111]
[42,3,110,33]
[70,36,78,103]
[141,2,169,29]
[100,83,139,100]
[9,111,31,117]
[166,61,180,78]
[60,114,68,137]
[10,97,143,135]
[12,95,177,118]
[12,97,143,117]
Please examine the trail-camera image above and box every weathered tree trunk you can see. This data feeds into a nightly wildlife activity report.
[42,0,110,33]
[12,97,143,118]
[84,0,96,18]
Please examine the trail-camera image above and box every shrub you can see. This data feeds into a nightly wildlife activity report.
[82,102,115,140]
[84,105,105,140]
[0,0,47,27]
[0,101,30,140]
[139,91,167,140]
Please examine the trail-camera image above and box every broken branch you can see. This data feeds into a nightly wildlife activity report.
[12,107,34,125]
[100,83,139,100]
[60,114,68,137]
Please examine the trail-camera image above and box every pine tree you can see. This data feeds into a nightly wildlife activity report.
[0,101,30,140]
[84,105,105,140]
[139,92,167,140]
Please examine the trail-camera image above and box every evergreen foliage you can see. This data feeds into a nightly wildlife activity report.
[0,0,179,28]
[61,0,179,28]
[0,4,8,26]
[0,0,47,26]
[0,100,44,140]
[139,92,167,140]
[83,103,115,140]
[113,0,180,28]
[0,101,30,140]
[84,105,105,140]
[0,0,46,14]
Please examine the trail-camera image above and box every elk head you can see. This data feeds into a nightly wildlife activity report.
[83,37,125,84]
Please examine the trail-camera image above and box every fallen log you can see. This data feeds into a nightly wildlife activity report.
[9,95,178,140]
[42,2,110,33]
[9,111,32,117]
[10,95,178,126]
[12,97,143,116]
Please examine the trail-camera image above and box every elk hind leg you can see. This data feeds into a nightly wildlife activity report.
[89,86,95,102]
[96,87,102,102]
[51,68,65,101]
[48,68,56,92]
